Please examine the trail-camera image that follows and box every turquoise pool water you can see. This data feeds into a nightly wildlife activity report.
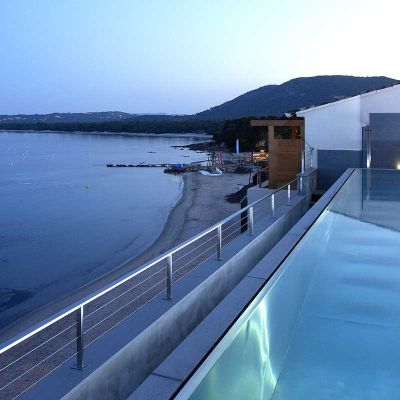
[179,169,400,400]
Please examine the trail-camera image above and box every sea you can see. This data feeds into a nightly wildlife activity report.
[0,131,208,331]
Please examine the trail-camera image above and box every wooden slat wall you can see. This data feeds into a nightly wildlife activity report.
[269,138,301,189]
[251,119,304,127]
[250,119,304,189]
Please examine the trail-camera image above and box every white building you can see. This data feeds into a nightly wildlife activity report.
[297,83,400,189]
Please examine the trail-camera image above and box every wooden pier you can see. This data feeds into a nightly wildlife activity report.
[106,163,170,168]
[106,163,202,174]
[106,160,253,174]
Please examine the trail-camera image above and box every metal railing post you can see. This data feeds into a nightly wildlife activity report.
[287,184,291,206]
[367,126,371,169]
[271,194,275,218]
[248,207,254,236]
[166,254,173,300]
[75,306,84,370]
[217,225,223,260]
[301,149,305,174]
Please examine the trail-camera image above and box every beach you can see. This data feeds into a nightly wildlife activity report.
[128,171,249,265]
[0,171,250,342]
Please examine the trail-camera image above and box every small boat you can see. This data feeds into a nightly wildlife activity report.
[164,163,186,174]
[199,168,222,177]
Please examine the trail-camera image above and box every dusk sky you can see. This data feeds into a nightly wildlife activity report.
[1,0,399,115]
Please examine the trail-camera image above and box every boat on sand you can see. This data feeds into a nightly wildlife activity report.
[199,168,222,177]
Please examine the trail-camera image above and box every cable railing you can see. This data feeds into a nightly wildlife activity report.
[0,177,300,399]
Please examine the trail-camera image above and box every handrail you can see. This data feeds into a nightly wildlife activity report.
[0,176,300,377]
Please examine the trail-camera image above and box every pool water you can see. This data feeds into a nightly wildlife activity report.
[181,169,400,400]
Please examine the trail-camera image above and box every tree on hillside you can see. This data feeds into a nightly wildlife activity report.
[214,118,266,151]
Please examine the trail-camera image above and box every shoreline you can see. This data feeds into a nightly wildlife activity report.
[0,129,213,140]
[0,171,248,343]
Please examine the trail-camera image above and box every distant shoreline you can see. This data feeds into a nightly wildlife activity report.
[0,129,213,140]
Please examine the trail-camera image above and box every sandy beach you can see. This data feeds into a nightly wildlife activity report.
[127,171,249,266]
[0,171,249,342]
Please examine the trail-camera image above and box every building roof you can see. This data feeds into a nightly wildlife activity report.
[250,118,304,127]
[297,82,400,115]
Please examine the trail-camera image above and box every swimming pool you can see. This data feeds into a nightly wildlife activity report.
[176,169,400,400]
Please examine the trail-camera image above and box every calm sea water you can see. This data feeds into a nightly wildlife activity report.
[0,131,207,329]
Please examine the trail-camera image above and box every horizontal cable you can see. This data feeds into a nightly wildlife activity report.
[221,213,248,233]
[83,282,169,354]
[11,349,78,400]
[84,277,166,335]
[253,207,270,220]
[173,248,218,285]
[0,335,77,392]
[222,224,246,243]
[11,276,176,397]
[172,243,217,277]
[173,233,218,264]
[0,321,77,374]
[84,265,166,319]
[222,227,247,249]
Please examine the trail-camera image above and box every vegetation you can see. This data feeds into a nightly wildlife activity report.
[0,116,224,137]
[213,118,266,151]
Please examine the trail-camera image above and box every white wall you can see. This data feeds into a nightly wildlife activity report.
[360,85,400,126]
[298,96,361,168]
[297,84,400,168]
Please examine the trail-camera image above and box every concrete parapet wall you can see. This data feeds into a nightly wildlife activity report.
[63,197,308,400]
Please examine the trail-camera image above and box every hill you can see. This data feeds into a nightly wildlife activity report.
[196,75,399,119]
[2,76,399,135]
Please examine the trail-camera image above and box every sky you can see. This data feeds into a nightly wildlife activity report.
[0,0,399,115]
